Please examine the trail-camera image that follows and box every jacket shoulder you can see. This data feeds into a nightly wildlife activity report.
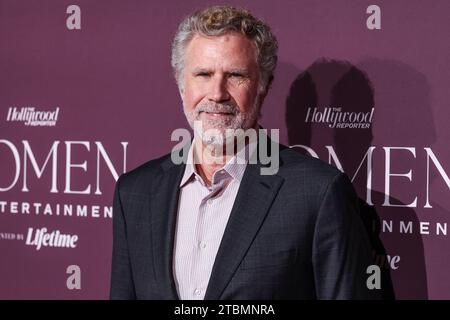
[276,145,352,200]
[116,152,174,192]
[278,145,342,181]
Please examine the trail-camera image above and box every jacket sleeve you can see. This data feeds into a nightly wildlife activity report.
[110,175,136,299]
[312,172,381,300]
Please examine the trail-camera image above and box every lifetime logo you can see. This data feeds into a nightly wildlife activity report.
[6,107,60,127]
[25,227,78,250]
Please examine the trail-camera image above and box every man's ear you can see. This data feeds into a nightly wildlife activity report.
[178,85,185,100]
[267,74,274,91]
[176,75,185,99]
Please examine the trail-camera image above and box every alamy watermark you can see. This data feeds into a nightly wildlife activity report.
[170,121,280,175]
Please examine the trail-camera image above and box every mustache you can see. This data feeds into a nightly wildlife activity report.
[195,103,238,115]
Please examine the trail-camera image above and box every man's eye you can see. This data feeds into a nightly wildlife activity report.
[230,73,244,78]
[196,73,210,77]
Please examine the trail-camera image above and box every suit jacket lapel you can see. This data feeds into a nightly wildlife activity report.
[149,137,283,300]
[204,161,284,300]
[150,156,185,300]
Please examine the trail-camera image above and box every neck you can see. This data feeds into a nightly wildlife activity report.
[193,123,259,186]
[193,139,232,186]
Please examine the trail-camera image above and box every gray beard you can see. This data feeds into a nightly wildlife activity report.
[184,98,261,148]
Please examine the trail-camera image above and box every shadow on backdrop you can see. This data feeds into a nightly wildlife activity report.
[285,58,430,299]
[357,58,446,299]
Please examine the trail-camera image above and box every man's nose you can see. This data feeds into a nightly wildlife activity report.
[208,75,230,102]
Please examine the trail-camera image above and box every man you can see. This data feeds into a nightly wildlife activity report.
[110,5,378,300]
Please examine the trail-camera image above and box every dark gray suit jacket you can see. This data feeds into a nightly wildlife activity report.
[110,142,378,299]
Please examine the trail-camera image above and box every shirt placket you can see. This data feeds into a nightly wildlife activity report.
[189,176,228,300]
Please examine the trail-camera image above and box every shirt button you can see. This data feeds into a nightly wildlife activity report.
[207,199,212,205]
[200,242,207,249]
[194,289,201,296]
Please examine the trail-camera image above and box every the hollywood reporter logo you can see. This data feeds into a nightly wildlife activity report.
[305,107,374,129]
[6,107,60,127]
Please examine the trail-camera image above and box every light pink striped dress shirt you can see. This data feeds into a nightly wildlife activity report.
[173,140,256,300]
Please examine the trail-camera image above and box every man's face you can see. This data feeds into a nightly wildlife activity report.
[181,32,262,145]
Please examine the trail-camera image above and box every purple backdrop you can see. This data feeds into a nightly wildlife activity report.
[1,0,449,299]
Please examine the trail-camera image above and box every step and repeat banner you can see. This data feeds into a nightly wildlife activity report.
[1,0,449,299]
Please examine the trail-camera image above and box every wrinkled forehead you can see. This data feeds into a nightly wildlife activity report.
[184,33,258,70]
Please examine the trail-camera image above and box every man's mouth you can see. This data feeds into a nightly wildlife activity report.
[201,111,234,117]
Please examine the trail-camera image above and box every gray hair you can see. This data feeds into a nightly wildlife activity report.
[171,5,278,93]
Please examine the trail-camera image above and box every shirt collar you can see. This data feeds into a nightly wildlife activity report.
[179,137,257,188]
